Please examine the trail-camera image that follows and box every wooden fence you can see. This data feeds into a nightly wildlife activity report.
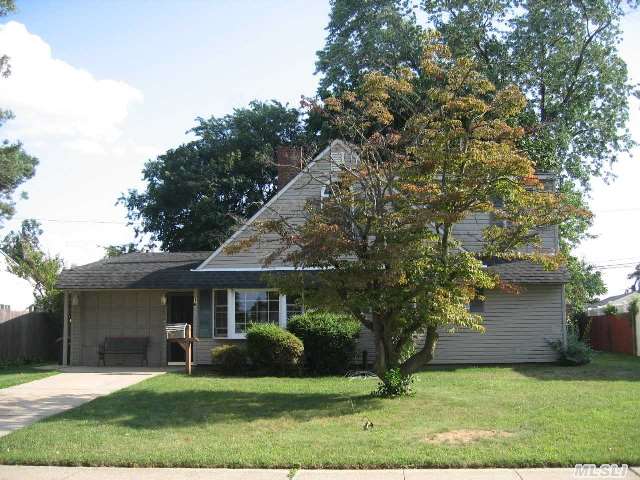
[589,313,637,356]
[0,310,60,362]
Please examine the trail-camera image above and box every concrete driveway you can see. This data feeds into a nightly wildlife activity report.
[0,367,166,437]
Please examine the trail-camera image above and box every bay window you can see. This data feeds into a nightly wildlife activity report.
[207,289,304,339]
[234,290,280,335]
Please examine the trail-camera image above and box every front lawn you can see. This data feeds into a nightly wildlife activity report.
[0,353,638,468]
[0,364,58,389]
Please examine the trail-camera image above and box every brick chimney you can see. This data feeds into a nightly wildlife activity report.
[276,145,304,190]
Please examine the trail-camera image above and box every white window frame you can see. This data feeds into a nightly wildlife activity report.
[211,289,229,339]
[320,185,332,209]
[220,288,287,340]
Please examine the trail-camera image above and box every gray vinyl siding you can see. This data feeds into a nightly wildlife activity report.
[70,291,167,367]
[201,141,559,270]
[200,142,346,269]
[354,284,563,364]
[195,339,244,364]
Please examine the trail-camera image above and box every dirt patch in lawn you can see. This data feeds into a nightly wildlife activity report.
[424,429,514,445]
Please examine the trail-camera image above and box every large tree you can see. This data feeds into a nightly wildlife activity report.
[0,0,38,225]
[232,38,580,383]
[120,101,307,251]
[1,219,63,314]
[316,0,636,313]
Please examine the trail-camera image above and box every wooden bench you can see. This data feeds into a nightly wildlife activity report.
[98,337,149,366]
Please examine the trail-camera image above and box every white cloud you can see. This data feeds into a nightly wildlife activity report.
[0,21,142,145]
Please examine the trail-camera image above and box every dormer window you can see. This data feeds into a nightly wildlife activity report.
[490,196,508,228]
[320,185,332,209]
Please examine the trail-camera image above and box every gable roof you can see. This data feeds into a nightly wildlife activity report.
[194,139,353,271]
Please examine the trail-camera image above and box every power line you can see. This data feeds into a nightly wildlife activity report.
[10,217,128,225]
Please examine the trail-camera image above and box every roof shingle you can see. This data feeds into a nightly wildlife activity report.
[57,253,568,290]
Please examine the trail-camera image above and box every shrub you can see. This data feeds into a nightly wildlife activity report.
[373,368,414,397]
[549,331,593,366]
[603,303,617,315]
[211,344,247,374]
[246,323,304,375]
[287,311,360,374]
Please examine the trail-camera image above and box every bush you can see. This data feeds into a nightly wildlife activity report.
[211,344,247,374]
[246,323,304,375]
[373,368,414,397]
[603,303,617,315]
[287,311,360,374]
[549,331,593,366]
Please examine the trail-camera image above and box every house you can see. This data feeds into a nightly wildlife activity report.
[56,140,568,367]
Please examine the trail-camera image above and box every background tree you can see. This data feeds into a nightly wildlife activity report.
[316,0,637,311]
[234,38,581,384]
[566,256,607,313]
[315,0,424,97]
[120,101,308,251]
[0,0,38,225]
[102,243,140,258]
[1,219,63,315]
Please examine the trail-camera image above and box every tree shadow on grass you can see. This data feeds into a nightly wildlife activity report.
[46,387,380,430]
[512,353,640,382]
[419,353,640,382]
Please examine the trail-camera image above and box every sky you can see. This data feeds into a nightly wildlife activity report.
[0,1,638,309]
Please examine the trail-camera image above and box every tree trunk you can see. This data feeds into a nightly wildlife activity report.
[399,326,439,375]
[372,316,388,377]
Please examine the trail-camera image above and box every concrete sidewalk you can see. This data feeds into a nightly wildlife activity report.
[0,368,165,437]
[0,466,638,480]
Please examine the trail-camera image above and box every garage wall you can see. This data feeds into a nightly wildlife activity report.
[70,291,167,367]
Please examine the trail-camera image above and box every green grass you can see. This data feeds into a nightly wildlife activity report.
[0,364,58,389]
[0,353,639,468]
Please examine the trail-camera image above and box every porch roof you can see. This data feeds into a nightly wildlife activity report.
[57,251,568,290]
[56,252,274,290]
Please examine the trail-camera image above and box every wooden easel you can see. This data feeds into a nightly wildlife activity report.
[167,324,199,375]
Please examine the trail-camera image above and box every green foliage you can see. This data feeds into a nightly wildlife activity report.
[102,243,140,258]
[0,141,37,224]
[246,323,304,375]
[550,331,593,366]
[603,303,618,315]
[211,344,247,374]
[566,255,607,315]
[287,311,360,374]
[120,101,307,251]
[315,0,424,98]
[629,296,639,319]
[1,220,63,315]
[373,368,414,397]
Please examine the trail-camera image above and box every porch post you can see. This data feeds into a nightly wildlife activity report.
[192,289,198,363]
[227,289,235,338]
[192,289,199,333]
[62,291,69,366]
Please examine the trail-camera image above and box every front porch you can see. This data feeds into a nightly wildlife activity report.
[62,288,303,367]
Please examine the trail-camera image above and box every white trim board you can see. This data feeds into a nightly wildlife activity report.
[194,266,325,272]
[194,140,354,271]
